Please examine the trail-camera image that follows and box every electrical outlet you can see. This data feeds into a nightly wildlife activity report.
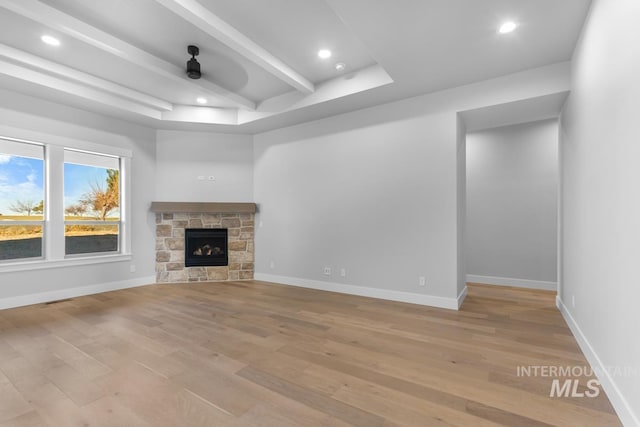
[269,260,275,269]
[418,276,426,286]
[572,295,575,308]
[340,268,346,278]
[323,267,332,276]
[130,264,136,273]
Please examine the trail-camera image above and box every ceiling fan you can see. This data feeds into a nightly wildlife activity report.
[186,45,201,79]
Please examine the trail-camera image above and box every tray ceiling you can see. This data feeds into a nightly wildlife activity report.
[0,0,591,133]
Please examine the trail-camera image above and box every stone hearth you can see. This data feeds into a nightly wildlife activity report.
[153,204,254,283]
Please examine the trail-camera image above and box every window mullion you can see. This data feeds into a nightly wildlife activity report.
[120,157,130,255]
[45,145,65,260]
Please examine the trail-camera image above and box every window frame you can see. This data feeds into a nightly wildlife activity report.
[63,149,122,258]
[0,128,132,272]
[0,139,46,261]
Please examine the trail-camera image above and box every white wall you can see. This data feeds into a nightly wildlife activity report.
[466,119,558,288]
[254,108,462,307]
[0,89,157,305]
[253,63,571,310]
[155,130,253,202]
[559,0,640,424]
[456,115,466,296]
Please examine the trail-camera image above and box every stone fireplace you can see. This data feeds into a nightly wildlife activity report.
[151,202,255,283]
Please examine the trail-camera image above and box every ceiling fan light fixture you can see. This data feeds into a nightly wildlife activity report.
[186,45,201,79]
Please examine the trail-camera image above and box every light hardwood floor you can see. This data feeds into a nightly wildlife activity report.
[0,281,620,426]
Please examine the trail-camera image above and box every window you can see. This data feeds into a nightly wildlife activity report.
[0,136,130,266]
[0,140,45,261]
[64,150,120,255]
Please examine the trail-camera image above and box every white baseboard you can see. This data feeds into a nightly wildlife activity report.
[457,285,468,309]
[557,296,639,427]
[466,274,557,291]
[255,273,463,310]
[0,275,155,310]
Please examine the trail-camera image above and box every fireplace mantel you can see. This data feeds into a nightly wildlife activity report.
[150,201,256,214]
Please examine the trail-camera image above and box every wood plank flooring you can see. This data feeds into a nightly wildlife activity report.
[0,281,620,426]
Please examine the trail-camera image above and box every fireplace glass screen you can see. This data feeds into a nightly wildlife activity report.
[184,228,228,267]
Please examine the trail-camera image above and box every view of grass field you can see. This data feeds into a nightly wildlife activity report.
[0,216,43,241]
[0,216,119,259]
[0,216,118,241]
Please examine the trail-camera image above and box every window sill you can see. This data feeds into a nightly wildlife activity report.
[0,253,133,273]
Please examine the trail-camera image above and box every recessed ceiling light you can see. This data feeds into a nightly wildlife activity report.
[318,49,332,59]
[41,35,60,46]
[498,21,517,34]
[196,97,207,104]
[335,62,346,72]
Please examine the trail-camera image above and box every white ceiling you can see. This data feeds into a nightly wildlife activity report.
[0,0,591,133]
[460,92,569,132]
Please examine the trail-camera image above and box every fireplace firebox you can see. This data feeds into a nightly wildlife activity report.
[184,228,228,267]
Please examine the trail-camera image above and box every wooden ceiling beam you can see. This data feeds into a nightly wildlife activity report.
[155,0,315,94]
[0,0,256,110]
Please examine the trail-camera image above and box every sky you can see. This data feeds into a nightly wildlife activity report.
[0,154,110,216]
[0,155,43,216]
[63,162,111,211]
